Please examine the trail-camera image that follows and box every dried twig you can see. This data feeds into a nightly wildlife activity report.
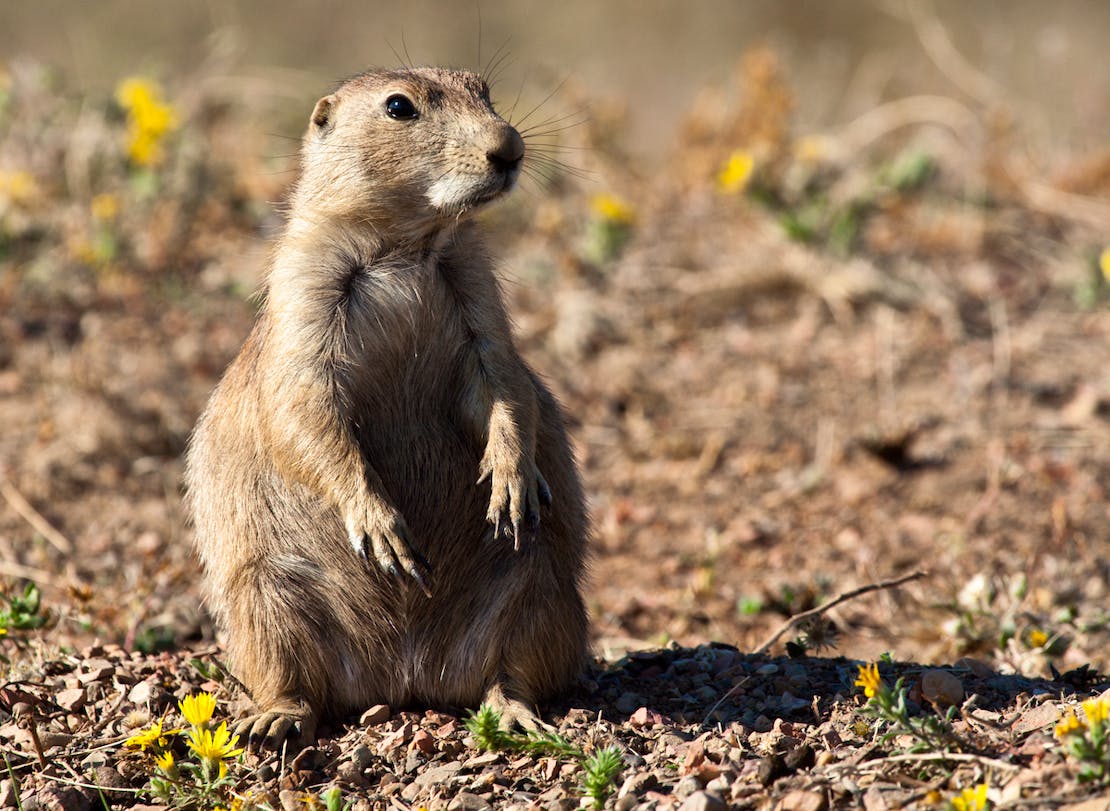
[755,570,929,654]
[0,475,73,555]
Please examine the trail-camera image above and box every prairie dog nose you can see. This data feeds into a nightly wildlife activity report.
[486,124,524,172]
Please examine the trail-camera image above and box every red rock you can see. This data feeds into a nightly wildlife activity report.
[360,704,391,725]
[57,688,88,712]
[410,728,435,754]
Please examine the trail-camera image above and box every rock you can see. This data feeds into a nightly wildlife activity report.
[350,744,374,770]
[279,789,301,811]
[1011,702,1063,735]
[783,742,816,772]
[674,775,703,799]
[410,728,435,754]
[412,761,463,788]
[678,790,728,811]
[127,680,168,708]
[360,704,391,725]
[920,669,963,708]
[779,789,828,811]
[617,772,660,799]
[336,761,366,786]
[629,706,665,727]
[0,780,14,808]
[448,793,493,811]
[955,657,995,679]
[56,687,88,712]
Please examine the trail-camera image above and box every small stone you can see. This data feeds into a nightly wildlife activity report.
[674,775,703,800]
[410,728,436,754]
[0,780,14,808]
[412,761,463,787]
[78,666,114,685]
[617,772,659,799]
[705,775,731,794]
[92,766,130,791]
[127,680,168,707]
[783,743,815,772]
[629,706,663,727]
[350,745,374,770]
[279,789,301,811]
[336,761,366,786]
[1012,702,1062,736]
[448,793,493,811]
[57,687,88,712]
[678,790,728,811]
[778,789,828,811]
[920,669,964,708]
[955,657,995,679]
[361,704,391,725]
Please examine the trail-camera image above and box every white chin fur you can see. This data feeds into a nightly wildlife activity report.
[427,172,514,210]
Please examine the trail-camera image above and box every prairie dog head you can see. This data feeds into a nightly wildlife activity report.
[296,68,524,237]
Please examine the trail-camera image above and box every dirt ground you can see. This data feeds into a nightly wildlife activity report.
[1,39,1109,810]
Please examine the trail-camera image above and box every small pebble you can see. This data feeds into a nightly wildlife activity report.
[360,704,391,725]
[920,669,964,708]
[678,790,728,811]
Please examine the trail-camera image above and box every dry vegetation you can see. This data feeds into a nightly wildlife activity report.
[1,23,1109,811]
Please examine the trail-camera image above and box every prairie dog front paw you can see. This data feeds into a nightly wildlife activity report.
[345,501,432,596]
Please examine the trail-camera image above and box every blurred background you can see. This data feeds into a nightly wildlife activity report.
[3,0,1109,153]
[1,1,1108,677]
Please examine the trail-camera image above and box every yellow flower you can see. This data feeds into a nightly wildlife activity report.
[154,749,175,772]
[125,719,163,750]
[717,150,754,194]
[854,662,883,699]
[187,721,244,764]
[949,781,989,811]
[0,170,38,206]
[114,76,178,168]
[179,692,217,727]
[1099,247,1110,284]
[590,193,635,226]
[1054,709,1084,739]
[1026,628,1048,649]
[90,193,119,222]
[1081,697,1109,726]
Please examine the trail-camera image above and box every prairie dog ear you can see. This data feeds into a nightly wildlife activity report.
[310,94,336,132]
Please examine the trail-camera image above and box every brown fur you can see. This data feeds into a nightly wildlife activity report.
[184,68,588,746]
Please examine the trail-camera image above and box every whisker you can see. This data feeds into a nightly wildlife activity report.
[512,76,570,130]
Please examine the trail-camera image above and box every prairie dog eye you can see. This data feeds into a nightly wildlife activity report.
[385,94,418,120]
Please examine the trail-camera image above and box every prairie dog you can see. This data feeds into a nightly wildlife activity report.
[184,67,588,746]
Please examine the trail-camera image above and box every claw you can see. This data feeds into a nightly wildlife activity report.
[513,519,521,552]
[538,476,552,507]
[410,567,433,598]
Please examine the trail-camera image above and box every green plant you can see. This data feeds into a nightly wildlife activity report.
[465,704,623,808]
[854,663,965,754]
[124,692,245,810]
[1055,698,1109,784]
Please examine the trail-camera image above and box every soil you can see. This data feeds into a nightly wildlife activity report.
[1,50,1109,809]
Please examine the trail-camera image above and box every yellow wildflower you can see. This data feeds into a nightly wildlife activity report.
[179,692,217,727]
[590,193,635,226]
[1026,628,1048,648]
[125,718,167,750]
[0,170,38,206]
[154,749,175,772]
[717,150,754,194]
[187,721,244,764]
[1099,247,1110,284]
[115,77,178,168]
[90,193,119,222]
[949,781,989,811]
[854,662,883,699]
[1081,697,1109,726]
[1054,709,1083,739]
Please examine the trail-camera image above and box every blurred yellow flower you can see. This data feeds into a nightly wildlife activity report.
[1081,697,1108,726]
[1099,247,1110,284]
[90,193,120,222]
[0,170,38,206]
[590,193,635,226]
[179,692,217,727]
[1026,628,1048,648]
[115,77,178,168]
[854,662,883,699]
[1054,709,1083,739]
[949,781,989,811]
[717,150,754,194]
